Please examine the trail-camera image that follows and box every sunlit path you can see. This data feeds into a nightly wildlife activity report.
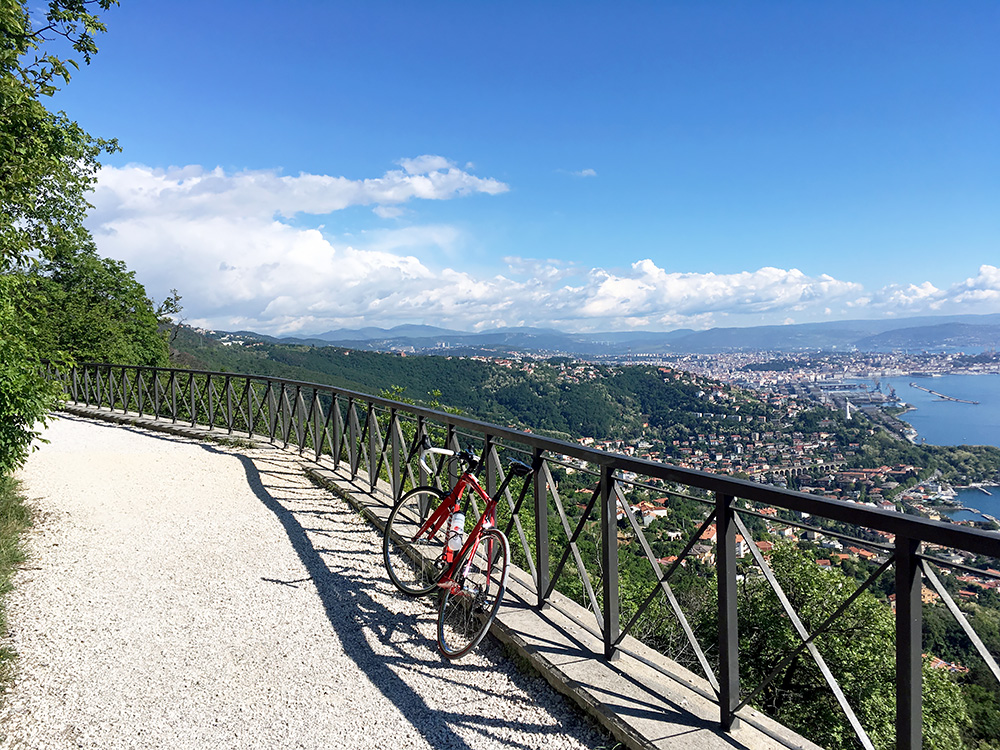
[1,415,604,750]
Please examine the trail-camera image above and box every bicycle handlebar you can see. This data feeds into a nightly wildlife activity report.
[419,446,455,474]
[417,445,481,474]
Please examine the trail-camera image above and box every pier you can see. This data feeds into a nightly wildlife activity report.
[909,382,980,405]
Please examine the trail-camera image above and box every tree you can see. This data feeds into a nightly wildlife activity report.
[1,0,119,271]
[737,544,970,749]
[0,275,62,475]
[0,0,119,473]
[24,244,171,367]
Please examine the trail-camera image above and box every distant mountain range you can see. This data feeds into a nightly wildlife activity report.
[227,313,1000,356]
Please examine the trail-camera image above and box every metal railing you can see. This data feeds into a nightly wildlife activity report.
[48,362,1000,749]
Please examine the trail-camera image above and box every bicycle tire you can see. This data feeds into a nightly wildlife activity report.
[383,486,448,596]
[436,527,510,659]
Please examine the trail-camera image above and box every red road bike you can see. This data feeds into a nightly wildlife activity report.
[382,440,531,658]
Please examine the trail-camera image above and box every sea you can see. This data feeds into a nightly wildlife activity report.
[848,373,1000,522]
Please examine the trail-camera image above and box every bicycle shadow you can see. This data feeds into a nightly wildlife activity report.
[205,444,602,750]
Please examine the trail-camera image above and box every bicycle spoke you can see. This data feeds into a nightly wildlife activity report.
[437,527,510,659]
[384,486,449,596]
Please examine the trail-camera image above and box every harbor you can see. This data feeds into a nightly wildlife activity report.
[909,381,980,405]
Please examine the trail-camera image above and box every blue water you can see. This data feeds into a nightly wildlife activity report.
[877,374,1000,449]
[846,373,999,520]
[946,486,1000,522]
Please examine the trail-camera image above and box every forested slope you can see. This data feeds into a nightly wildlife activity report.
[170,326,746,440]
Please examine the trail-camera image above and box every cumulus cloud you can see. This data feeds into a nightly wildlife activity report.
[90,159,508,226]
[87,159,509,334]
[85,160,1000,335]
[951,264,1000,304]
[863,266,1000,314]
[574,262,863,319]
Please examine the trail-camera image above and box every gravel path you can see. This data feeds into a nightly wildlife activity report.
[1,415,607,749]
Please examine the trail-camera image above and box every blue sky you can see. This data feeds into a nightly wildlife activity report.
[49,1,1000,335]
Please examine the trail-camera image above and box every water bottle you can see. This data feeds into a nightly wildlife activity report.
[447,512,465,550]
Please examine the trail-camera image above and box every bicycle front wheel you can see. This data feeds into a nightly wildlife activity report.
[437,527,510,659]
[383,486,448,596]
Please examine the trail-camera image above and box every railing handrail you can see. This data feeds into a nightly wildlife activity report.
[55,361,998,557]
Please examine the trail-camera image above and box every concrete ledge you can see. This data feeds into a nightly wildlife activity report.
[58,403,821,750]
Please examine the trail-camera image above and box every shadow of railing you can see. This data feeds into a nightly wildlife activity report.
[200,443,600,749]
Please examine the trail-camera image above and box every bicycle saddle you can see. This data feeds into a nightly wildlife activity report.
[507,459,532,477]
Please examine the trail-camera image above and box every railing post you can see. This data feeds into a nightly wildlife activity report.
[281,385,291,447]
[599,464,620,661]
[417,417,428,485]
[533,447,549,608]
[332,394,341,468]
[367,403,377,490]
[247,380,255,438]
[226,375,233,434]
[348,397,359,479]
[71,366,78,402]
[391,409,401,500]
[170,371,177,423]
[266,381,278,442]
[207,373,215,427]
[313,389,322,461]
[484,433,496,499]
[136,368,144,417]
[896,535,922,750]
[189,373,196,427]
[716,492,740,731]
[715,492,740,732]
[153,369,161,417]
[446,424,459,489]
[294,385,304,452]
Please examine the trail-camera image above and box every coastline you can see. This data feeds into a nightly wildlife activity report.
[939,485,1000,525]
[875,374,998,450]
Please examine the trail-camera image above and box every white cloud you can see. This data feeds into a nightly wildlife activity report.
[90,159,508,226]
[398,155,454,175]
[573,262,863,320]
[572,168,597,178]
[373,205,404,219]
[87,159,509,334]
[85,161,1000,335]
[864,266,1000,314]
[952,264,1000,304]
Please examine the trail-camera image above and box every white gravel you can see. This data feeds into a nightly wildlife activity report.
[1,414,607,750]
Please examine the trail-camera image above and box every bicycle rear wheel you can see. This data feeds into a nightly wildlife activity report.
[437,527,510,659]
[383,486,448,596]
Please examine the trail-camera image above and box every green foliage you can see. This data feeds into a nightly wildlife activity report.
[737,544,971,749]
[1,0,119,272]
[21,245,170,366]
[0,0,125,474]
[923,603,1000,748]
[923,661,971,750]
[0,275,61,475]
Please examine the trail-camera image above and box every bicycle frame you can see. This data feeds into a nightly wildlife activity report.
[411,470,499,586]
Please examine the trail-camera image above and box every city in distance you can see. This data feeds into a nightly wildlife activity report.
[230,312,1000,357]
